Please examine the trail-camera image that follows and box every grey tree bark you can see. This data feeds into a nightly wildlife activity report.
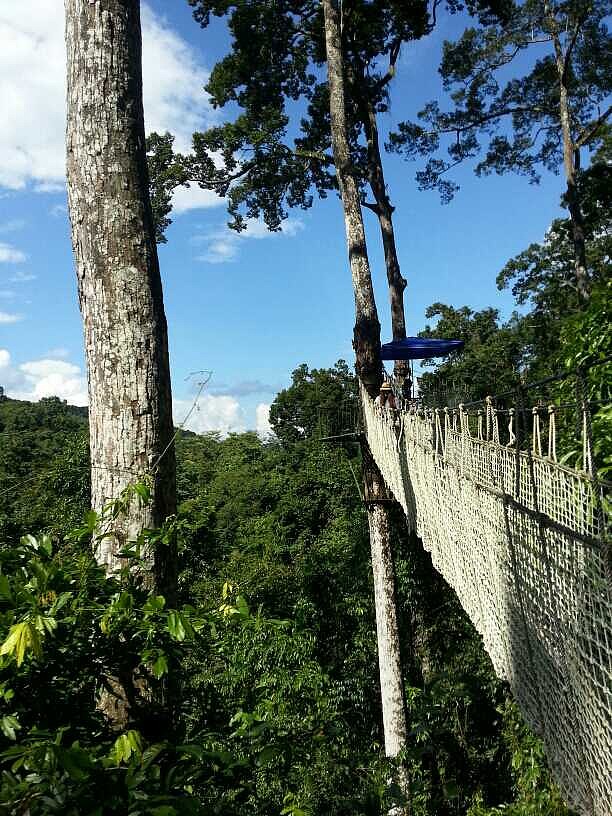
[322,2,410,811]
[321,0,382,394]
[65,0,176,585]
[547,3,591,300]
[362,95,411,387]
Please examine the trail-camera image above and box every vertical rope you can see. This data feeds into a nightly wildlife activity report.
[459,404,467,478]
[547,405,557,462]
[508,408,516,447]
[435,408,444,456]
[492,405,500,445]
[576,368,609,583]
[485,396,493,442]
[532,406,542,457]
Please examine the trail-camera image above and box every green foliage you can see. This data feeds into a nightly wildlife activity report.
[555,281,612,477]
[0,528,209,813]
[0,368,575,814]
[466,702,570,815]
[269,360,358,443]
[161,0,443,232]
[147,132,190,243]
[496,132,611,375]
[417,303,525,403]
[0,396,89,541]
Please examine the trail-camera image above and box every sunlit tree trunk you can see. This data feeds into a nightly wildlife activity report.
[65,0,176,588]
[322,0,381,393]
[322,2,410,811]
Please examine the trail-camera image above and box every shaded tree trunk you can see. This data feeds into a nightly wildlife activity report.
[322,0,381,394]
[362,95,411,387]
[65,0,176,588]
[322,2,410,811]
[559,110,589,300]
[549,8,590,300]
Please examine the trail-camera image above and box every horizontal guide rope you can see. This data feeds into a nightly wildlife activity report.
[362,384,611,816]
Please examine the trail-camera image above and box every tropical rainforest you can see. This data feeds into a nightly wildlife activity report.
[0,369,583,816]
[0,255,609,814]
[0,0,610,814]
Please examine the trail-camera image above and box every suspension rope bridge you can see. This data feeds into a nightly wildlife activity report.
[361,375,611,816]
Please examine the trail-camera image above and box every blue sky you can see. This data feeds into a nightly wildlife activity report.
[0,0,569,434]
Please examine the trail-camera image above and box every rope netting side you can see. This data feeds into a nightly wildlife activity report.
[361,385,611,816]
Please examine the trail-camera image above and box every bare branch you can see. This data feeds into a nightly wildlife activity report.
[423,104,550,138]
[563,8,590,79]
[431,0,443,28]
[574,105,612,149]
[372,36,402,93]
[363,201,380,214]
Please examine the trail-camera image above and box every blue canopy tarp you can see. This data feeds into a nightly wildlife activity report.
[380,337,464,360]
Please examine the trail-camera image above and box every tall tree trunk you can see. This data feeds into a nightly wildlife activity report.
[65,0,176,587]
[362,443,410,742]
[549,15,590,300]
[322,0,381,394]
[560,127,589,300]
[363,96,411,387]
[322,2,410,811]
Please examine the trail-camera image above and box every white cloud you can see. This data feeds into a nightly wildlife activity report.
[0,219,25,234]
[0,2,65,189]
[0,311,23,324]
[49,203,67,217]
[0,345,265,436]
[255,402,274,439]
[198,237,240,264]
[0,348,88,404]
[174,394,246,436]
[171,184,224,215]
[196,218,304,264]
[43,347,70,359]
[8,270,36,283]
[140,5,214,153]
[0,1,219,213]
[34,181,65,194]
[0,242,26,263]
[19,359,88,404]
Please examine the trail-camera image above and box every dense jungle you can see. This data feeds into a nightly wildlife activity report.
[0,253,609,814]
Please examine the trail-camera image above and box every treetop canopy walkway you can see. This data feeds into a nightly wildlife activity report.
[361,377,611,816]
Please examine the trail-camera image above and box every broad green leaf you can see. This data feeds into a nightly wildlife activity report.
[167,611,186,641]
[0,574,11,600]
[0,715,21,740]
[133,482,151,504]
[110,730,143,765]
[152,653,169,679]
[0,621,42,666]
[20,534,38,551]
[39,534,53,556]
[143,595,166,615]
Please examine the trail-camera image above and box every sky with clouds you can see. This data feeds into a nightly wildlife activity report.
[0,0,570,434]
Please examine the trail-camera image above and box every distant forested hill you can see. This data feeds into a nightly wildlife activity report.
[0,396,90,540]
